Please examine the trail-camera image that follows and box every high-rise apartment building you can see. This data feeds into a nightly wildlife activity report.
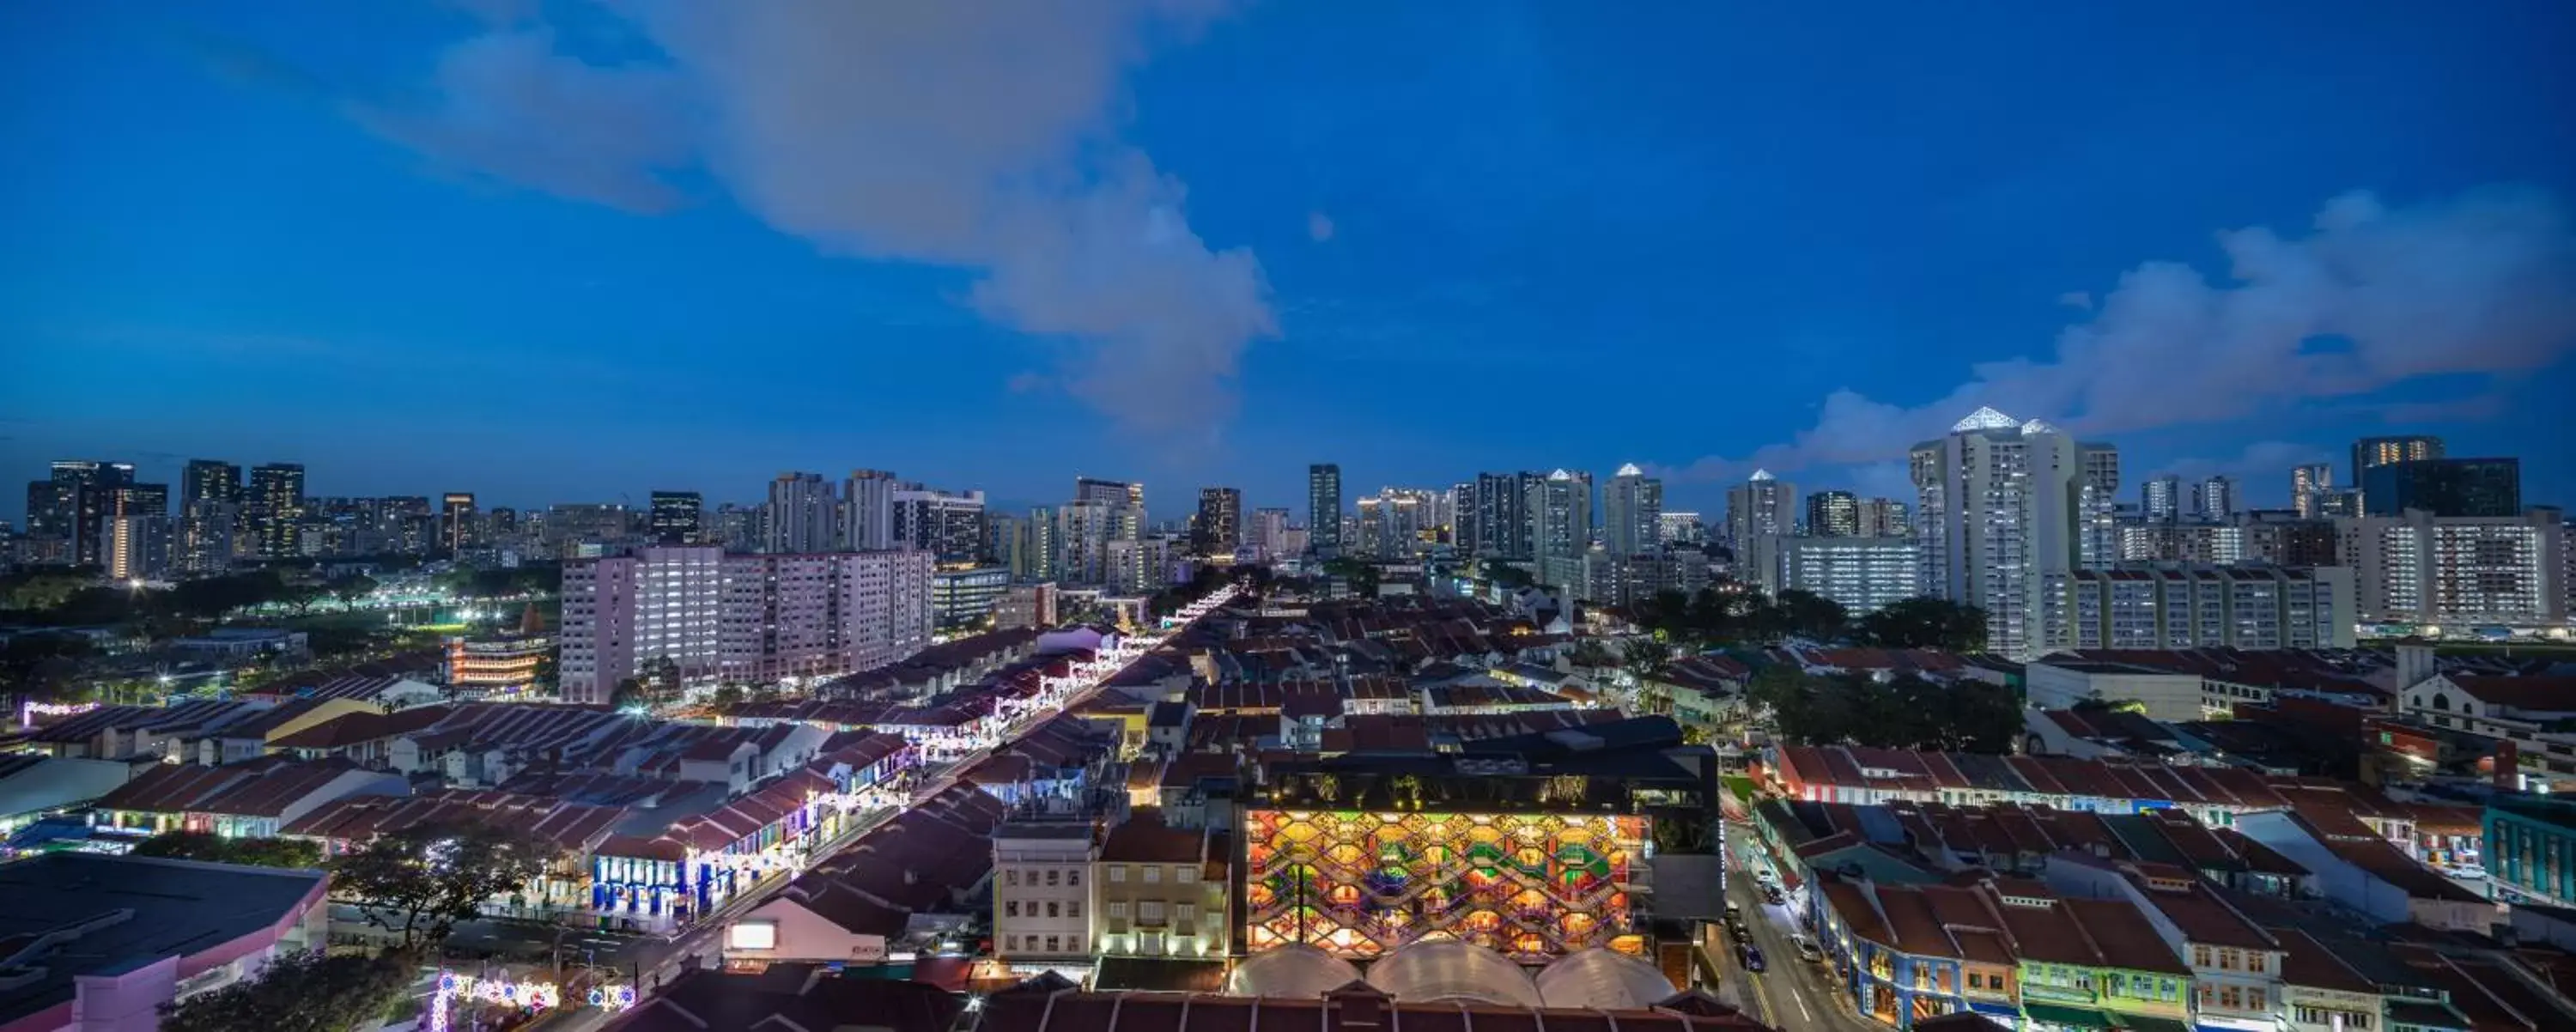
[544,503,631,555]
[1192,487,1242,558]
[1527,470,1593,591]
[1726,470,1797,549]
[2353,435,2443,479]
[2079,446,2122,570]
[1855,497,1911,538]
[1657,512,1706,545]
[25,460,137,566]
[100,513,173,581]
[2360,458,2521,518]
[440,492,477,554]
[840,470,898,550]
[762,472,837,554]
[1105,537,1173,595]
[2041,564,2356,653]
[1307,464,1342,557]
[2142,475,2182,523]
[1355,491,1425,562]
[2195,476,2239,520]
[182,460,241,511]
[558,545,932,704]
[1470,471,1541,561]
[892,486,987,561]
[2339,508,2566,628]
[649,491,702,544]
[249,464,307,559]
[1806,490,1860,538]
[2291,464,2332,519]
[1242,507,1291,563]
[1781,536,1918,614]
[1911,408,2118,659]
[1602,464,1662,556]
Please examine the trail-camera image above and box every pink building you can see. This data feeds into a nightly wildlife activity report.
[0,853,331,1032]
[562,547,933,704]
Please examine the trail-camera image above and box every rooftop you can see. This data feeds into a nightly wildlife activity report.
[0,853,329,1026]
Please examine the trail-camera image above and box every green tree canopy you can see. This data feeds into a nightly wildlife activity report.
[1855,598,1989,651]
[328,821,549,952]
[132,830,323,869]
[160,950,414,1032]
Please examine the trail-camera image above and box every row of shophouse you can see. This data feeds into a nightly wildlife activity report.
[1743,756,2576,1032]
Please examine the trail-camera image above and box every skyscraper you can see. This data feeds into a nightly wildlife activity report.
[762,472,837,554]
[249,464,306,559]
[1073,477,1145,541]
[1527,470,1593,589]
[891,486,987,561]
[1245,507,1291,562]
[1806,490,1860,537]
[1855,498,1911,538]
[841,470,898,550]
[1725,470,1798,549]
[182,460,241,510]
[440,492,477,554]
[2142,475,2182,522]
[2196,476,2238,520]
[1911,407,2117,659]
[2360,458,2522,518]
[1470,471,1541,561]
[649,491,702,544]
[1194,487,1242,557]
[2291,464,2332,519]
[1602,464,1662,556]
[1307,464,1343,557]
[2353,435,2443,479]
[26,460,137,566]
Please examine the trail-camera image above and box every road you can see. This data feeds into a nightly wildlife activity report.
[1714,822,1883,1032]
[520,586,1246,1029]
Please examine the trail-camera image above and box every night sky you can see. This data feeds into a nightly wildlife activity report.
[5,2,2573,520]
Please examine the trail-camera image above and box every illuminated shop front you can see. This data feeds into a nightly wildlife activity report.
[1243,809,1652,962]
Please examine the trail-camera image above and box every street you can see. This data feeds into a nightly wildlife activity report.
[1714,822,1882,1032]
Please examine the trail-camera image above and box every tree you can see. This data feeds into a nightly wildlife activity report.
[1479,559,1535,591]
[1856,598,1989,651]
[281,582,327,617]
[133,829,323,868]
[1567,638,1616,670]
[1321,559,1380,598]
[326,574,380,607]
[610,677,647,713]
[1620,638,1672,681]
[160,949,413,1032]
[1771,589,1850,642]
[329,821,549,952]
[0,632,95,702]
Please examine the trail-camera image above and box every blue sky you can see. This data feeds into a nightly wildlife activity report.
[4,2,2573,521]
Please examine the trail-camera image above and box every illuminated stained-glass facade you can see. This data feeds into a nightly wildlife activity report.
[1243,809,1651,962]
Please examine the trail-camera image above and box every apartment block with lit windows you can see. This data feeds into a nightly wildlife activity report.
[1091,809,1228,960]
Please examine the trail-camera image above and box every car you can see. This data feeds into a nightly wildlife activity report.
[1793,935,1823,962]
[1724,901,1743,923]
[2451,865,2488,881]
[1737,943,1766,972]
[1727,920,1749,941]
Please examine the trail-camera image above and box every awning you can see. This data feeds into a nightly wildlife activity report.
[2022,1002,2117,1029]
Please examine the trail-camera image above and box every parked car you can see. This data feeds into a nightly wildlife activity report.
[1762,884,1786,905]
[2451,865,2488,881]
[1793,935,1823,962]
[1737,943,1766,972]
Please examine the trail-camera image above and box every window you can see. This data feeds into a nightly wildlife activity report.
[1005,901,1019,918]
[2247,953,2266,974]
[2219,948,2240,971]
[1045,870,1059,886]
[2191,944,2212,967]
[1068,870,1081,886]
[1144,866,1162,883]
[2220,986,2242,1010]
[1110,866,1127,883]
[1045,935,1060,953]
[2246,988,2265,1011]
[1069,901,1082,919]
[1005,935,1018,951]
[1140,901,1165,922]
[1176,903,1194,922]
[1109,901,1128,918]
[1177,866,1197,883]
[1046,901,1060,918]
[1006,870,1019,886]
[1966,973,1981,990]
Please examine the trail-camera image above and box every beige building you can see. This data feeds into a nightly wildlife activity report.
[1091,808,1228,960]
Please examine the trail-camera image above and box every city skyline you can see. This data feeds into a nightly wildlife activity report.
[7,3,2576,519]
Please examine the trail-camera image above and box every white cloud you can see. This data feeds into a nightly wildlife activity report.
[1664,185,2576,481]
[343,0,1276,437]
